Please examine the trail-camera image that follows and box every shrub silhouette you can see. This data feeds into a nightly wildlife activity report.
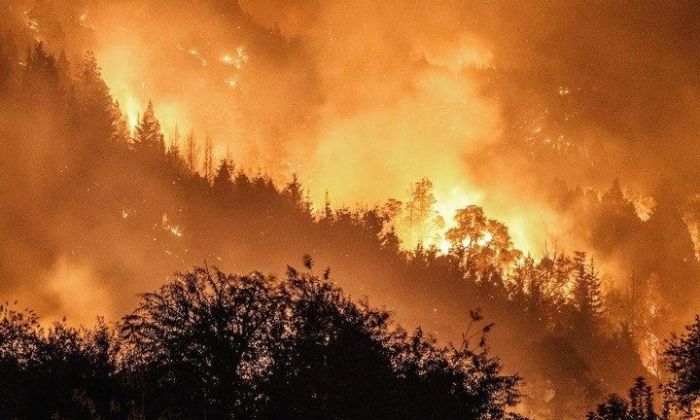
[0,262,525,419]
[119,263,524,419]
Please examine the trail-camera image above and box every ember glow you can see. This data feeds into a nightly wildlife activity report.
[3,1,700,418]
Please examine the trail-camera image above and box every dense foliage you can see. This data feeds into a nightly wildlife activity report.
[0,262,523,419]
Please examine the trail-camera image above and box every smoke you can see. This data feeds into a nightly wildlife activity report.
[10,0,700,198]
[75,0,700,256]
[65,0,558,252]
[5,0,700,328]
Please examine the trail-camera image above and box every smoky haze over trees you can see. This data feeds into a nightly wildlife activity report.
[3,1,700,419]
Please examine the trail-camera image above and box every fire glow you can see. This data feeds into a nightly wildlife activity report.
[88,6,551,256]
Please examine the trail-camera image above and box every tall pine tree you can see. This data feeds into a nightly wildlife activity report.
[571,251,604,330]
[132,100,165,157]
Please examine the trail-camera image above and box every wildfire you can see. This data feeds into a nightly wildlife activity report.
[162,214,183,238]
[421,186,479,253]
[88,4,558,260]
[640,331,662,377]
[631,194,656,221]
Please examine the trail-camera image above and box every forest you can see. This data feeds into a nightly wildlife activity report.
[3,1,700,419]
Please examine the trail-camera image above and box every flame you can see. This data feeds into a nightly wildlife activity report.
[122,96,141,130]
[631,194,656,221]
[89,6,556,257]
[640,331,661,377]
[162,214,183,238]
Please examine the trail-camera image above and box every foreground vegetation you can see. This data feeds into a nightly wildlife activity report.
[2,261,700,419]
[0,261,523,419]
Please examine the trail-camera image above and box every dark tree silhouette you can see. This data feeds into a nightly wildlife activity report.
[0,261,526,419]
[120,266,285,418]
[132,100,165,157]
[118,263,525,419]
[587,377,661,420]
[663,315,700,417]
[0,305,125,419]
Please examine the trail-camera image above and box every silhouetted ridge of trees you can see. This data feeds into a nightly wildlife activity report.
[0,262,524,419]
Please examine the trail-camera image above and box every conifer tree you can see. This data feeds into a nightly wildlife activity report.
[76,51,124,145]
[168,125,182,157]
[203,135,214,182]
[213,159,233,191]
[55,50,71,94]
[283,173,304,209]
[184,130,199,174]
[133,100,165,156]
[571,252,604,329]
[24,42,59,95]
[664,315,700,416]
[322,190,333,222]
[77,51,112,111]
[588,377,660,419]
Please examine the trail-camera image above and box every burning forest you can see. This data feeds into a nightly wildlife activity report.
[2,1,700,419]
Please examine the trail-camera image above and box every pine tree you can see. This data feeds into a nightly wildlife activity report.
[111,101,130,144]
[167,125,182,158]
[26,42,57,79]
[664,315,700,416]
[589,377,660,419]
[24,42,59,95]
[77,51,112,111]
[56,50,71,94]
[203,135,214,182]
[322,190,333,222]
[76,51,123,145]
[628,377,657,419]
[212,159,233,191]
[184,130,199,174]
[133,100,165,157]
[283,173,304,209]
[572,251,604,326]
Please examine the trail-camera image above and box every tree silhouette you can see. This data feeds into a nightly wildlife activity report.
[120,267,285,418]
[132,100,165,157]
[403,177,441,248]
[184,130,200,173]
[212,158,234,192]
[0,305,125,419]
[663,315,700,417]
[587,377,660,420]
[571,251,604,332]
[283,173,304,210]
[0,261,529,419]
[203,134,214,182]
[0,31,19,94]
